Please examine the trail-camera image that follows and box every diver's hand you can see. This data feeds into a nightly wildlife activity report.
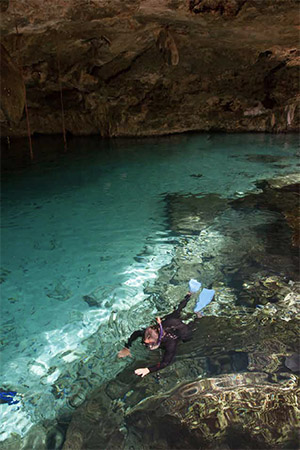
[134,368,150,378]
[156,317,162,325]
[118,347,131,358]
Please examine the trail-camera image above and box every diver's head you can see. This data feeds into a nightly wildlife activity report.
[143,326,159,350]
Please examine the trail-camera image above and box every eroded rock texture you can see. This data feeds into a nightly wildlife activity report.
[0,0,299,137]
[62,287,300,450]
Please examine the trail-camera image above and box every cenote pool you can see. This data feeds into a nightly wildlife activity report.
[1,133,299,447]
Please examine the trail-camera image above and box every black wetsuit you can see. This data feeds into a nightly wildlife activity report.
[124,294,193,373]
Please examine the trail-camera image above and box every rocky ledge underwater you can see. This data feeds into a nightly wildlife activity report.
[1,172,299,450]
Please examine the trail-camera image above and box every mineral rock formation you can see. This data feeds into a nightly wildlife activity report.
[62,287,300,449]
[1,0,299,137]
[126,372,299,449]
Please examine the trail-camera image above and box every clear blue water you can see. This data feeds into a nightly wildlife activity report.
[0,133,299,440]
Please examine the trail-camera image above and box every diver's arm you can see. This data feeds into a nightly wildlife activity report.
[124,329,144,348]
[147,340,178,373]
[134,341,178,377]
[118,329,144,358]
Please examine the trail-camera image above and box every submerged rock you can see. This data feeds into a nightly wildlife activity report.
[0,267,11,284]
[153,173,299,317]
[231,174,300,255]
[62,285,299,449]
[165,193,228,235]
[238,275,292,307]
[246,154,287,163]
[125,372,299,449]
[45,281,72,302]
[82,295,101,308]
[265,173,300,190]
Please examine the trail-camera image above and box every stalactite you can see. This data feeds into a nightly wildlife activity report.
[55,31,68,152]
[285,103,296,128]
[13,11,33,160]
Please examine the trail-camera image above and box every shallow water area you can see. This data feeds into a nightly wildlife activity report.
[0,133,299,444]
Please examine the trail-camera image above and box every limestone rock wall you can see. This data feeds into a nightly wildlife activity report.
[1,0,299,137]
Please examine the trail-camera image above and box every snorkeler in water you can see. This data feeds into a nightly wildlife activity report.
[118,292,194,377]
[117,279,215,378]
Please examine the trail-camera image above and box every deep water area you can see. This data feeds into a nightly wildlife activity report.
[0,133,299,449]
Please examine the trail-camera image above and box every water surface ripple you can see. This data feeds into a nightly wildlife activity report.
[0,133,298,441]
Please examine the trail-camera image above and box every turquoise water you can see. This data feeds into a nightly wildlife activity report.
[0,133,299,440]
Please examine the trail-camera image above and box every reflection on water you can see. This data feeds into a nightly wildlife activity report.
[0,133,299,447]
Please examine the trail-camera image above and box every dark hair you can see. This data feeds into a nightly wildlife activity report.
[143,325,159,342]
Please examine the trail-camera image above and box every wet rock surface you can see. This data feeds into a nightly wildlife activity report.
[61,288,299,449]
[126,373,299,450]
[0,0,299,137]
[165,193,228,235]
[162,173,299,302]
